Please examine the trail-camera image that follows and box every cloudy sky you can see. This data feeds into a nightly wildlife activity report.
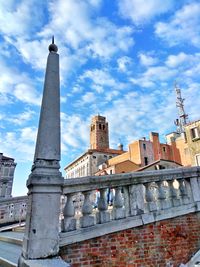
[0,0,200,196]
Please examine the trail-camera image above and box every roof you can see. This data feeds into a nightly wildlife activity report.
[111,159,138,167]
[136,159,182,171]
[185,119,200,127]
[0,153,14,161]
[64,148,126,170]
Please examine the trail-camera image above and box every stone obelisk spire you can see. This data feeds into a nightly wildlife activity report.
[33,36,60,166]
[19,38,66,266]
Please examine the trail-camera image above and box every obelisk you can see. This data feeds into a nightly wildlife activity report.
[19,38,65,266]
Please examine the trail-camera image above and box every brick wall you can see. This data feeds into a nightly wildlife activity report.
[60,212,200,267]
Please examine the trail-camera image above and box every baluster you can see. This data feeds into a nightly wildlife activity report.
[80,191,95,228]
[179,179,187,196]
[178,179,188,205]
[168,179,180,207]
[123,185,131,217]
[112,187,125,219]
[189,176,200,203]
[129,184,145,216]
[62,193,76,232]
[157,181,168,210]
[96,188,110,223]
[185,178,193,203]
[144,182,157,211]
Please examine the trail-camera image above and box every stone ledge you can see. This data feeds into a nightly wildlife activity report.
[60,202,197,247]
[18,256,69,267]
[63,166,200,194]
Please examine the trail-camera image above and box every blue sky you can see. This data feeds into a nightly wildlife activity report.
[0,0,200,196]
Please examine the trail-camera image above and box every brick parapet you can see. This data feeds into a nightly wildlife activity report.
[60,212,200,267]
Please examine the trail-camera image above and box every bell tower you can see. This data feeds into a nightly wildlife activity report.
[90,115,109,149]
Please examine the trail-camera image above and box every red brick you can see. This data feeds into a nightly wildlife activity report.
[60,213,200,267]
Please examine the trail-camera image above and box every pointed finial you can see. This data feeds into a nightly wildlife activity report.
[49,36,58,53]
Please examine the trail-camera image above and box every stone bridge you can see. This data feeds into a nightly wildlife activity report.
[59,166,200,266]
[10,39,200,266]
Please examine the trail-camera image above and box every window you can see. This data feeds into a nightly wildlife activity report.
[99,124,101,130]
[191,127,200,140]
[196,154,200,166]
[103,125,105,130]
[144,157,148,166]
[110,170,112,174]
[3,167,9,176]
[143,143,146,150]
[163,147,166,153]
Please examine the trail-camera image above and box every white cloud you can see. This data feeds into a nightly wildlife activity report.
[0,57,42,106]
[0,1,45,38]
[165,52,190,67]
[130,65,177,88]
[118,0,173,24]
[138,52,158,67]
[117,56,132,72]
[6,110,35,126]
[61,113,89,151]
[0,127,37,162]
[92,84,104,93]
[155,2,200,48]
[13,83,41,106]
[0,93,13,105]
[105,89,177,148]
[40,0,134,59]
[82,92,96,104]
[105,90,120,102]
[81,69,117,87]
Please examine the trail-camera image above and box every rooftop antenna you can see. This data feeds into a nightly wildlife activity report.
[174,81,188,134]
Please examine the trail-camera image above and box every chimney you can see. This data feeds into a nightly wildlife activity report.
[118,143,123,151]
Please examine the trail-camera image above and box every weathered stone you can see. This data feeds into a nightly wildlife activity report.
[112,207,125,220]
[148,202,158,211]
[18,256,69,267]
[96,210,110,223]
[158,199,171,210]
[129,184,145,215]
[19,40,63,265]
[172,198,181,207]
[190,178,200,202]
[62,217,76,232]
[80,215,95,228]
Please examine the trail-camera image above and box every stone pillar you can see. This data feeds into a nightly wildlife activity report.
[18,39,68,266]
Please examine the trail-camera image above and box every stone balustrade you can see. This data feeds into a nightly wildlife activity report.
[60,167,200,246]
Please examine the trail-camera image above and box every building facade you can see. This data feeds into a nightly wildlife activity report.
[102,132,184,175]
[184,120,200,166]
[64,115,124,178]
[0,153,16,198]
[166,119,200,167]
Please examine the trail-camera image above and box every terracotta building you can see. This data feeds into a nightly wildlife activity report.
[64,115,125,178]
[103,132,183,175]
[0,153,16,198]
